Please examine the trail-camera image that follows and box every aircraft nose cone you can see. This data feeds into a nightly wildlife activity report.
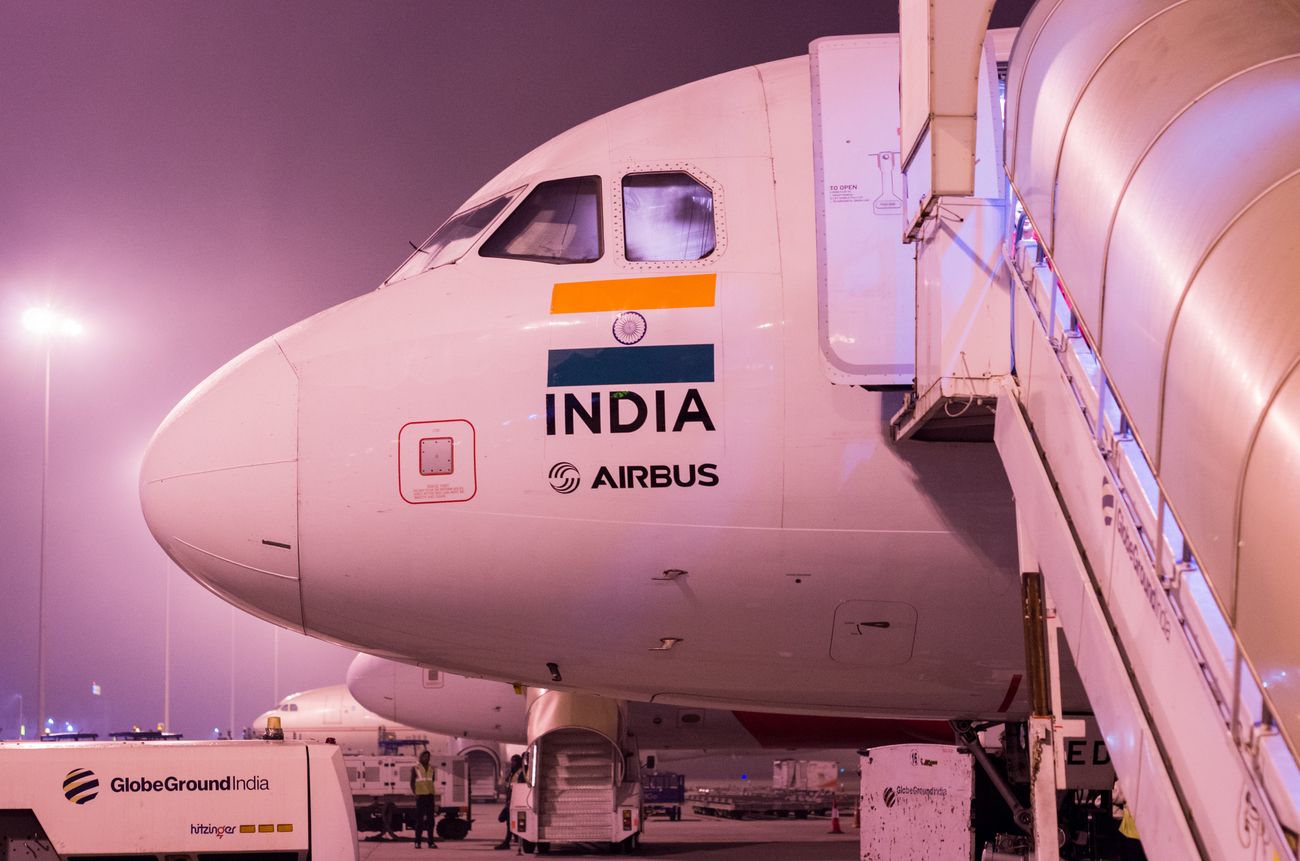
[249,710,272,736]
[140,337,303,630]
[346,654,398,718]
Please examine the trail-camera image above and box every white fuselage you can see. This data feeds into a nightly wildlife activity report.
[141,55,1025,720]
[345,654,956,749]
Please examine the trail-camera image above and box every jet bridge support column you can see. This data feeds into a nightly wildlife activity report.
[1022,571,1060,861]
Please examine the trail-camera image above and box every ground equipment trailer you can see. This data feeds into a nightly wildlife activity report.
[346,752,472,839]
[641,771,684,821]
[0,739,356,861]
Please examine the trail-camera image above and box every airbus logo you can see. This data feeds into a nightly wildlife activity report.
[63,768,99,804]
[548,462,581,494]
[548,462,720,492]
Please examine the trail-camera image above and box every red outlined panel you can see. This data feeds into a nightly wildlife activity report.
[398,419,477,504]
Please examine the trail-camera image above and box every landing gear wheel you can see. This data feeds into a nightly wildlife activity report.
[521,839,535,854]
[380,802,399,837]
[436,816,471,840]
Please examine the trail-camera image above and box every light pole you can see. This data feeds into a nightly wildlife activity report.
[163,559,171,731]
[22,307,82,736]
[272,626,280,707]
[9,693,22,739]
[229,607,236,738]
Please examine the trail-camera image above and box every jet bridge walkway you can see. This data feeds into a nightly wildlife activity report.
[862,2,1300,858]
[981,2,1300,858]
[995,226,1300,860]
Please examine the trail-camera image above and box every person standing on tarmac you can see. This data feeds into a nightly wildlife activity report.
[410,750,439,849]
[495,754,525,850]
[1112,780,1145,860]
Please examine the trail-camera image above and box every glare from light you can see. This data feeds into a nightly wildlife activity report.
[22,307,83,338]
[22,307,56,333]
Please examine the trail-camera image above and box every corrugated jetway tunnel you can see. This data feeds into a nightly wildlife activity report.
[888,0,1300,854]
[1006,0,1300,765]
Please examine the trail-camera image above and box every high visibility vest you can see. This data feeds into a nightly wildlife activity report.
[1119,809,1139,840]
[413,764,436,796]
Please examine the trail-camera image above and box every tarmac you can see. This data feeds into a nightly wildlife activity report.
[357,815,858,860]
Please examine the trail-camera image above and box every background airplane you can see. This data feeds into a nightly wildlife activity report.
[254,675,869,791]
[345,653,952,753]
[248,683,511,803]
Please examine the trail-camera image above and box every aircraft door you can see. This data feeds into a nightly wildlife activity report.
[811,35,917,387]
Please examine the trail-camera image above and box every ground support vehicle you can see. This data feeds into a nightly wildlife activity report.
[510,728,643,854]
[641,771,685,821]
[344,753,471,840]
[0,739,356,861]
[687,788,839,819]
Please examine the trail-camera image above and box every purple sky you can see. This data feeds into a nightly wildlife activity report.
[0,0,1033,740]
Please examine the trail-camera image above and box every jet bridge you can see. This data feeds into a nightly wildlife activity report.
[993,1,1300,857]
[865,0,1300,858]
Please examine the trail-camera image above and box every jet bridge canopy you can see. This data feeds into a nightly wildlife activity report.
[1004,0,1300,755]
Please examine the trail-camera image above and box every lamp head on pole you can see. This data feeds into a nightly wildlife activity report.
[22,307,83,338]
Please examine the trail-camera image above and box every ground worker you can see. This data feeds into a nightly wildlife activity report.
[410,750,439,849]
[495,754,525,850]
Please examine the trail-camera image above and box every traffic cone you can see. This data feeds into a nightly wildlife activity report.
[829,800,843,834]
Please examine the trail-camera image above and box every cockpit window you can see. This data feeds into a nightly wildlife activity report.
[622,172,716,261]
[387,189,519,283]
[479,176,601,264]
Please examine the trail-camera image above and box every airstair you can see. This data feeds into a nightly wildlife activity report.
[816,2,1300,858]
[994,222,1300,860]
[535,729,618,842]
[508,689,642,852]
[985,2,1300,857]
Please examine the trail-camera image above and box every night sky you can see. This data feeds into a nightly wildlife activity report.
[1,0,1034,740]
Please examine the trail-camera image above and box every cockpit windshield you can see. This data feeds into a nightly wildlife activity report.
[386,188,520,284]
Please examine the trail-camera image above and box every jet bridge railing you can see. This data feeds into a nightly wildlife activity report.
[1012,212,1299,768]
[1000,194,1300,860]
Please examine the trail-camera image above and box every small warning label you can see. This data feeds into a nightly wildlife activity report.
[828,183,868,204]
[412,484,465,501]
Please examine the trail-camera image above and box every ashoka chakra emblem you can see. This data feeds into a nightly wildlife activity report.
[612,311,647,345]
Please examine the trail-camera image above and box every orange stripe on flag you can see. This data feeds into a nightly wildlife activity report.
[550,274,715,314]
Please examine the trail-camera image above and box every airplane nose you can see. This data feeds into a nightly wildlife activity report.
[249,710,271,734]
[346,654,398,717]
[140,337,303,630]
